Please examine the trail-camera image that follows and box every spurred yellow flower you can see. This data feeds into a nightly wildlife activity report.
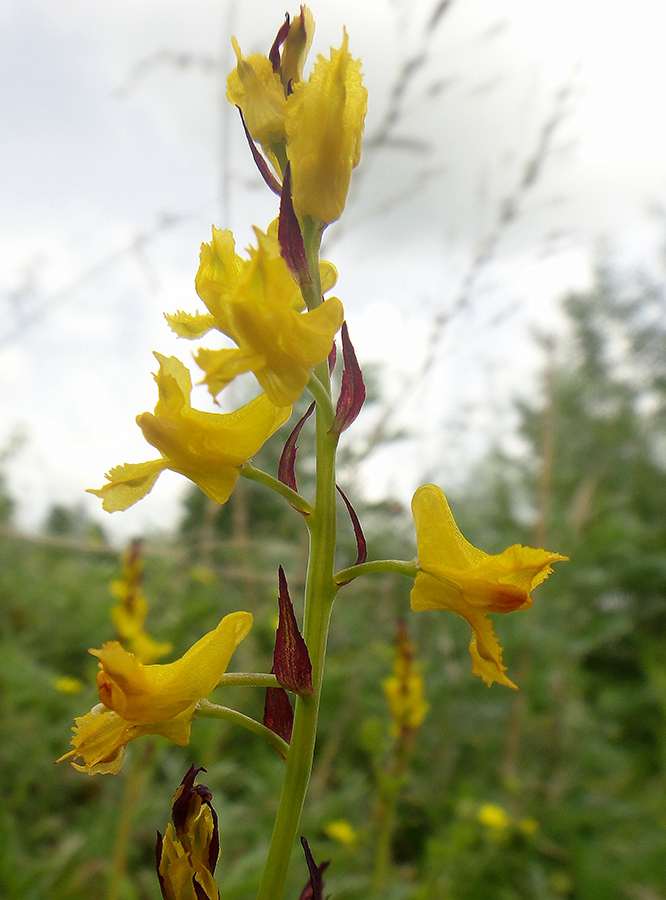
[167,226,343,406]
[57,612,252,774]
[411,484,567,689]
[88,354,291,511]
[227,8,367,224]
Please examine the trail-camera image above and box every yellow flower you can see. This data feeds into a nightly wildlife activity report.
[168,226,342,406]
[286,29,367,224]
[324,820,357,846]
[227,38,287,163]
[54,676,84,694]
[411,484,567,689]
[227,8,367,224]
[478,803,511,830]
[88,354,291,511]
[57,612,252,774]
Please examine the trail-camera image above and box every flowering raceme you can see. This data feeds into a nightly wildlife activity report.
[227,6,367,224]
[89,354,290,511]
[58,612,252,774]
[411,484,567,689]
[167,226,343,407]
[383,621,429,737]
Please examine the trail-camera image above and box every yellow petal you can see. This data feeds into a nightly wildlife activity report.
[280,6,315,89]
[165,310,216,339]
[92,611,253,722]
[226,40,287,155]
[87,459,166,513]
[138,386,291,504]
[286,30,367,223]
[58,703,195,775]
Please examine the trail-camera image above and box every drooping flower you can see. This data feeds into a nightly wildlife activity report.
[411,484,567,689]
[227,8,367,225]
[167,226,342,407]
[57,612,252,774]
[88,354,290,512]
[157,765,221,900]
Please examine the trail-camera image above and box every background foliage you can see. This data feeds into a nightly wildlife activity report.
[1,264,666,899]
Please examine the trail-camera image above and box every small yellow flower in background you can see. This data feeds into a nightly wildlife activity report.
[57,612,252,774]
[188,565,217,586]
[383,620,429,737]
[411,484,567,689]
[88,354,290,512]
[168,225,343,406]
[324,819,358,846]
[477,803,511,830]
[227,6,367,224]
[518,817,539,836]
[54,675,84,694]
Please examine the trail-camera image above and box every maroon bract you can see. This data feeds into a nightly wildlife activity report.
[329,321,366,436]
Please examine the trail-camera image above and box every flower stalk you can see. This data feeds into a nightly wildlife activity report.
[60,8,568,899]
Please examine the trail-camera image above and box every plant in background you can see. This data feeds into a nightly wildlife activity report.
[58,8,566,898]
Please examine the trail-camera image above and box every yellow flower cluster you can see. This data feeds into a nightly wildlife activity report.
[90,5,365,514]
[227,6,367,224]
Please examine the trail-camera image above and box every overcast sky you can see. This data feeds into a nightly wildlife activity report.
[2,0,666,541]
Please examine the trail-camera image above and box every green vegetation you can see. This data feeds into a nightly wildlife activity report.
[1,267,665,899]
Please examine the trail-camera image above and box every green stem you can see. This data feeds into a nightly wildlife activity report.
[215,672,281,690]
[307,372,335,418]
[300,217,324,312]
[334,558,418,586]
[106,741,153,900]
[196,699,290,759]
[241,462,313,515]
[256,225,338,900]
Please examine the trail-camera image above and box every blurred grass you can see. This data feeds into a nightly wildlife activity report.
[1,498,665,900]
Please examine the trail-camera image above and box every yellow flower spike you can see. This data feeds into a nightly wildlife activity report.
[191,227,343,406]
[383,621,429,736]
[57,613,252,775]
[286,29,367,224]
[88,355,291,512]
[411,484,567,689]
[92,611,253,723]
